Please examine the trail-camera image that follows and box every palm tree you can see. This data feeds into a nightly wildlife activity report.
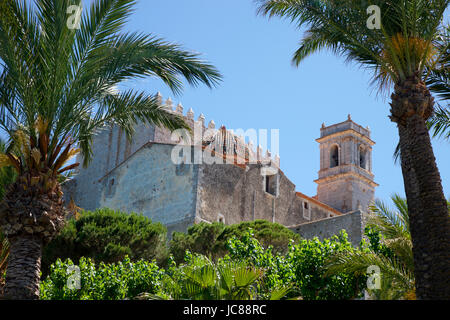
[326,194,415,299]
[0,0,221,299]
[258,0,450,299]
[393,26,449,161]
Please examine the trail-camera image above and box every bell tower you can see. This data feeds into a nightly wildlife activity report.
[315,115,378,213]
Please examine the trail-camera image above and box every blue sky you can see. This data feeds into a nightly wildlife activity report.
[111,0,448,203]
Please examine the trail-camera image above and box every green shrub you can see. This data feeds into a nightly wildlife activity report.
[40,256,163,300]
[169,220,301,264]
[225,229,296,299]
[169,222,226,263]
[42,208,168,276]
[225,229,366,300]
[287,231,366,300]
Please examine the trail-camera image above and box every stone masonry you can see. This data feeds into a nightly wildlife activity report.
[63,94,377,243]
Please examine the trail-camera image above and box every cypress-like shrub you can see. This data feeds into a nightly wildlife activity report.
[42,208,168,276]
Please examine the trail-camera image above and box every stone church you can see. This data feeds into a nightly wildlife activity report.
[64,94,378,246]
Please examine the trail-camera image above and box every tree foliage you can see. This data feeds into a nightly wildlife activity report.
[40,256,163,300]
[169,220,301,264]
[225,228,365,300]
[0,0,222,172]
[42,208,169,277]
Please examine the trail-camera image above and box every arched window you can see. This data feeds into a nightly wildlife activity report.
[330,145,339,168]
[359,146,367,170]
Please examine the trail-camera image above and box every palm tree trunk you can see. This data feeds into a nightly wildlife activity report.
[392,76,450,299]
[3,235,42,300]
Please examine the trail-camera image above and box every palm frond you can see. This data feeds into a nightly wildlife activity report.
[325,250,415,298]
[426,24,450,101]
[428,104,450,140]
[0,0,222,177]
[368,197,410,240]
[257,0,449,94]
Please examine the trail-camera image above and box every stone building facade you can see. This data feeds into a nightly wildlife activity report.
[64,94,377,245]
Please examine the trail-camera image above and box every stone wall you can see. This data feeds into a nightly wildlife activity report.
[289,210,364,247]
[315,172,376,213]
[67,143,200,234]
[195,161,338,227]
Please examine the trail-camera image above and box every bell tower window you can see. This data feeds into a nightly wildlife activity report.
[360,147,367,170]
[330,145,339,168]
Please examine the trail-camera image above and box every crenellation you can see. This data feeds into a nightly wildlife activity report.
[274,154,280,167]
[156,91,163,105]
[257,145,263,161]
[197,113,205,126]
[176,102,184,114]
[186,107,194,120]
[165,97,173,111]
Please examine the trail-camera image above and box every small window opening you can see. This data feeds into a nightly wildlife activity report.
[360,147,367,170]
[330,145,339,168]
[265,174,277,196]
[303,201,311,220]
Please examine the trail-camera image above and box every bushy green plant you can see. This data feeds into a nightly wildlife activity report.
[42,208,169,276]
[288,232,366,300]
[40,256,163,300]
[169,220,301,264]
[220,220,301,254]
[170,223,226,263]
[225,229,365,300]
